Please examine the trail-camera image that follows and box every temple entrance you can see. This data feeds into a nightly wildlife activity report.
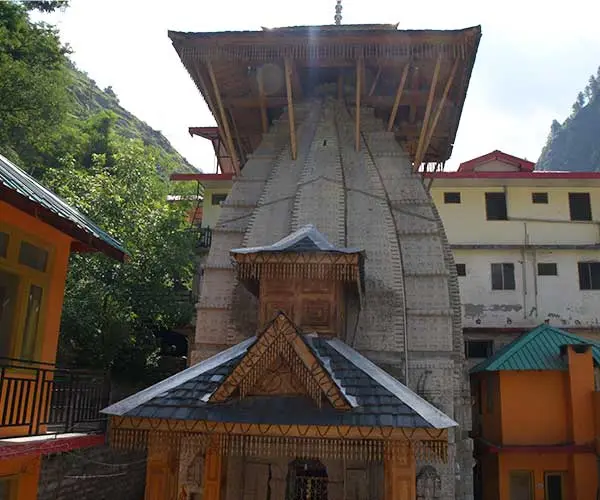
[286,459,328,500]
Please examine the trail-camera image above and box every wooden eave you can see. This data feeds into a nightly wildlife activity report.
[169,25,481,167]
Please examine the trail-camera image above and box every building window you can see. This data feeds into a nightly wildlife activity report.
[509,471,533,500]
[444,192,461,204]
[531,192,548,204]
[286,459,328,500]
[0,477,16,500]
[491,263,515,290]
[0,224,51,360]
[465,340,493,359]
[537,263,558,276]
[485,192,508,220]
[578,262,600,290]
[456,263,466,276]
[544,472,565,500]
[569,192,592,221]
[0,232,8,258]
[211,193,227,206]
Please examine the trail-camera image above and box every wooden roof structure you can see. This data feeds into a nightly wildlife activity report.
[169,24,481,171]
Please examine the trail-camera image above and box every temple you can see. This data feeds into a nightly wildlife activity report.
[103,12,481,500]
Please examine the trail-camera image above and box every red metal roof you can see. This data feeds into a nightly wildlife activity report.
[170,173,234,182]
[425,171,600,179]
[457,150,535,172]
[188,126,237,174]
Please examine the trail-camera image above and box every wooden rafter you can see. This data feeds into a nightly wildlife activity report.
[368,66,382,97]
[257,68,268,134]
[419,58,460,168]
[387,64,410,132]
[413,53,442,170]
[206,61,240,176]
[209,313,352,410]
[355,58,363,152]
[284,58,297,160]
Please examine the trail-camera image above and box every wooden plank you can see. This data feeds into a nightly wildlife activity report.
[368,65,382,96]
[207,61,241,176]
[387,64,410,132]
[203,437,223,500]
[355,58,363,152]
[413,53,442,170]
[419,58,460,170]
[284,58,297,160]
[257,68,268,133]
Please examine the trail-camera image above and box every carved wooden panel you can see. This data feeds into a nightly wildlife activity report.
[259,278,343,335]
[249,357,306,396]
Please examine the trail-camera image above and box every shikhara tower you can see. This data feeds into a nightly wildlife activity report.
[104,15,481,500]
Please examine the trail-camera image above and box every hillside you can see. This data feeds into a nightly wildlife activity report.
[68,63,195,171]
[537,67,600,171]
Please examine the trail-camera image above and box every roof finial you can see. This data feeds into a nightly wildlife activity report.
[334,0,343,25]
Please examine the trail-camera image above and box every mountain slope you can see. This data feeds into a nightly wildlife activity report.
[537,69,600,172]
[68,63,195,171]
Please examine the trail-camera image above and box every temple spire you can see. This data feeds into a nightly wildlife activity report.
[334,0,342,25]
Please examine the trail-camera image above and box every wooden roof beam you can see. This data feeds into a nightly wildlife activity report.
[284,58,297,160]
[413,53,442,171]
[355,58,363,152]
[207,61,241,176]
[387,64,410,132]
[257,67,269,134]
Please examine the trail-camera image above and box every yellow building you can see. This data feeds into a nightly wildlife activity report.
[428,150,600,366]
[0,153,125,498]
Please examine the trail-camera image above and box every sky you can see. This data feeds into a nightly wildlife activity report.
[36,0,600,172]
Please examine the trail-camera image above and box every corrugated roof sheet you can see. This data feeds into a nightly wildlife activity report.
[470,324,600,373]
[0,153,126,260]
[102,315,456,429]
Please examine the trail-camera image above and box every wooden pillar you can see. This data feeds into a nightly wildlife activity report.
[203,437,224,500]
[355,58,363,152]
[284,58,297,160]
[384,443,416,500]
[145,433,179,500]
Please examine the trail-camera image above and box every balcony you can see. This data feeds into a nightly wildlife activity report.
[0,357,109,438]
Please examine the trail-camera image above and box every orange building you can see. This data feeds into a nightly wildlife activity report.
[471,324,599,500]
[0,153,125,498]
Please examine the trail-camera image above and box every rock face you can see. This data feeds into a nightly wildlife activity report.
[193,98,473,499]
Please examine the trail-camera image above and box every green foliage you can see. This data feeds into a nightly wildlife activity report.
[538,66,600,171]
[44,134,196,379]
[1,2,198,380]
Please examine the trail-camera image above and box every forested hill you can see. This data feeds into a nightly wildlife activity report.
[537,67,600,171]
[67,62,194,171]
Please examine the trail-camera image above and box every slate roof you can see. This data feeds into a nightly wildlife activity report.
[0,153,126,261]
[103,331,456,429]
[471,324,600,373]
[230,224,363,255]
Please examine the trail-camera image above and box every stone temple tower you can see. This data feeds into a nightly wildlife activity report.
[105,21,481,500]
[171,22,480,498]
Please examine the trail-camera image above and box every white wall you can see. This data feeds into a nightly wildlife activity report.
[455,248,600,329]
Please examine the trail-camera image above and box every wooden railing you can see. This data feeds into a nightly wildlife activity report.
[0,357,109,438]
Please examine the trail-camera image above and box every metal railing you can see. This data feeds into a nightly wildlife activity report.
[196,227,212,251]
[0,357,110,437]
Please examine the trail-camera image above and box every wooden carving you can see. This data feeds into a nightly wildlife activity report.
[249,356,308,396]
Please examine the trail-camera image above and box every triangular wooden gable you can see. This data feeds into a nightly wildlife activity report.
[209,313,352,410]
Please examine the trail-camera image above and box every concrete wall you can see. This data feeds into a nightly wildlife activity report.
[454,248,600,329]
[38,446,146,500]
[201,187,231,229]
[431,186,600,246]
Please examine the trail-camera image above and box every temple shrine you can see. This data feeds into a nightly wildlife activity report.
[103,4,481,499]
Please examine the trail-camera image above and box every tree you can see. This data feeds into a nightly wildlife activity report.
[0,1,72,170]
[588,75,599,101]
[44,132,196,380]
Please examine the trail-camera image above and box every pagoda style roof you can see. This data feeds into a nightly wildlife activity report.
[471,324,600,373]
[231,224,362,255]
[103,313,456,429]
[169,24,481,168]
[0,153,126,261]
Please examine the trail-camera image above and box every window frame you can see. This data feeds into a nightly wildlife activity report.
[568,192,592,221]
[443,192,461,204]
[0,223,54,361]
[578,261,600,290]
[465,339,493,359]
[455,263,466,277]
[509,470,534,500]
[537,263,558,276]
[544,471,566,500]
[531,192,549,204]
[491,263,516,291]
[485,192,508,221]
[0,475,18,500]
[211,193,228,206]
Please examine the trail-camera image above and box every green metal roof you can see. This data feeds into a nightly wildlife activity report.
[0,153,126,261]
[470,324,600,373]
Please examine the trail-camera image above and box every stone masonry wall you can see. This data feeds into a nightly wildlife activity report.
[38,446,146,500]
